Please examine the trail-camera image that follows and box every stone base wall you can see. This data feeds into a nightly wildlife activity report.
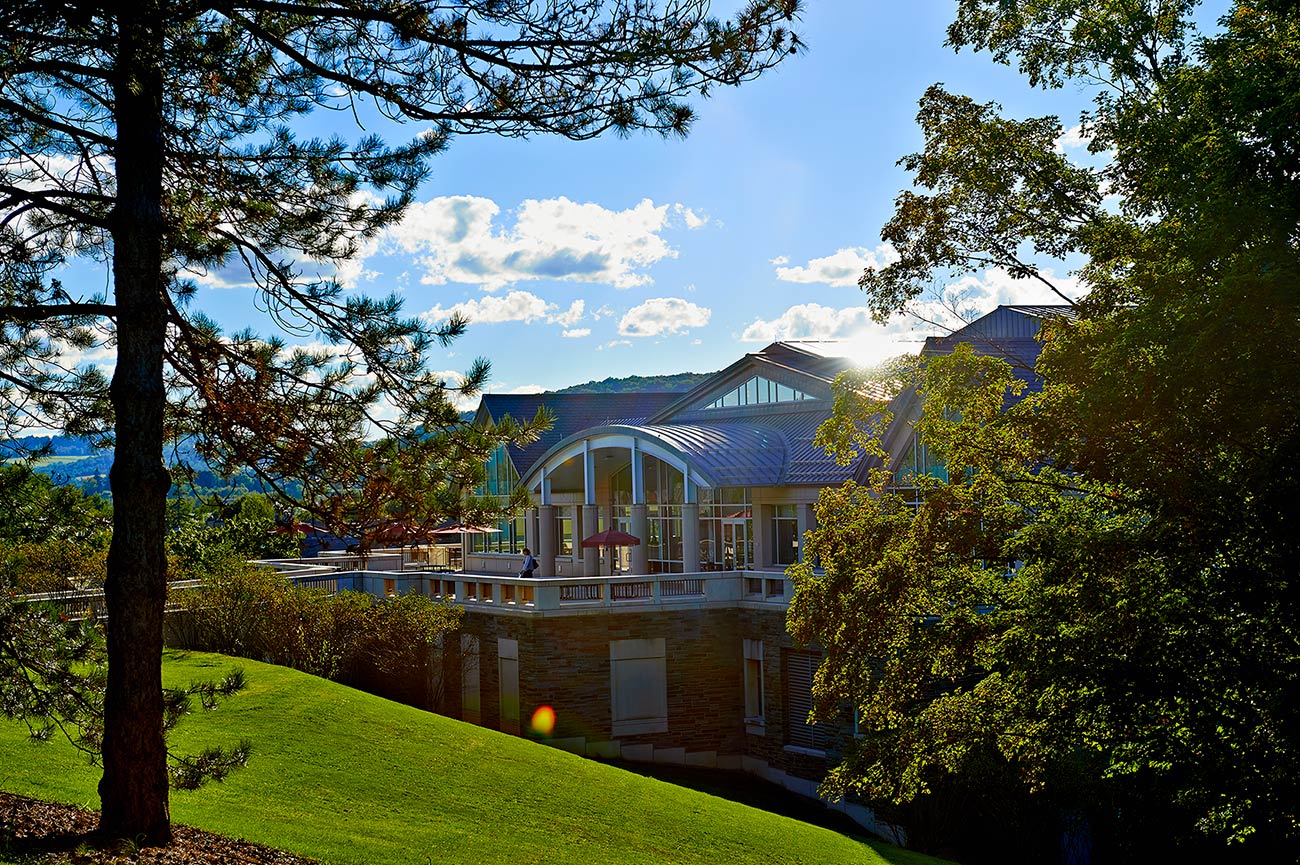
[448,608,749,755]
[444,605,861,791]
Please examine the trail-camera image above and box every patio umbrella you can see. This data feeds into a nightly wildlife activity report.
[581,528,641,548]
[369,520,436,545]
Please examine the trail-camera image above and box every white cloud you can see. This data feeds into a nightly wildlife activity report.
[773,244,898,287]
[552,300,585,327]
[739,303,924,367]
[383,195,685,290]
[675,204,710,230]
[927,266,1080,320]
[420,290,587,328]
[741,303,880,343]
[562,328,591,339]
[618,297,712,337]
[740,266,1079,366]
[598,340,632,351]
[48,327,117,374]
[189,215,385,291]
[431,368,546,412]
[1055,124,1090,151]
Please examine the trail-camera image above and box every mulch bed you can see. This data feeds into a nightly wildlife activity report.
[0,793,317,865]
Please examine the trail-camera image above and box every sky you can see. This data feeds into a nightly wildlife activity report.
[112,2,1133,407]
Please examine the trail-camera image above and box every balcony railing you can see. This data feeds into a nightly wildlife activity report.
[17,567,791,623]
[16,579,204,622]
[280,568,791,615]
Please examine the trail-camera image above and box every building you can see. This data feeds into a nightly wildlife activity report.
[317,305,1068,835]
[464,341,870,577]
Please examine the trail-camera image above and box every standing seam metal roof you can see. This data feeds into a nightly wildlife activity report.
[616,423,789,487]
[479,392,681,476]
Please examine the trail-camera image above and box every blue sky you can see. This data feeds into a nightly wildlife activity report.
[184,2,1117,404]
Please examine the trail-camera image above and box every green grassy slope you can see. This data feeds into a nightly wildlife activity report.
[1,651,946,865]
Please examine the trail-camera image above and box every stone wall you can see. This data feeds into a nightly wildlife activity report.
[446,605,831,785]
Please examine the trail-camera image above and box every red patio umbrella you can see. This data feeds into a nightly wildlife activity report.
[581,528,641,548]
[369,520,438,545]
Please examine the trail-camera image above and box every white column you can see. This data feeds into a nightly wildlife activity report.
[630,439,643,504]
[524,506,537,557]
[582,504,600,576]
[583,440,595,505]
[682,502,700,572]
[537,504,555,577]
[630,504,649,575]
[797,503,813,563]
[750,501,766,569]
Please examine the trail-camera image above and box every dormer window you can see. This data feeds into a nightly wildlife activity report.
[703,375,813,409]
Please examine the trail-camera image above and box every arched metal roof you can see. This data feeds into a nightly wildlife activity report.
[519,422,790,491]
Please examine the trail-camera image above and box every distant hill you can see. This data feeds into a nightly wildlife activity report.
[11,370,717,476]
[550,371,713,394]
[0,434,99,458]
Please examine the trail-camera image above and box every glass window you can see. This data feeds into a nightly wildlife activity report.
[498,638,519,735]
[645,504,683,572]
[773,504,798,566]
[703,376,814,410]
[472,442,525,554]
[744,639,764,723]
[555,508,573,556]
[699,488,751,569]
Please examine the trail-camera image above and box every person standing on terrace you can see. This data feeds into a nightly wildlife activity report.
[519,548,538,578]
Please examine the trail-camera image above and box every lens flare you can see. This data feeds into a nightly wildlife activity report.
[529,705,556,737]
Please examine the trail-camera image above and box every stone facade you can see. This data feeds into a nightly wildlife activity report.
[438,603,832,782]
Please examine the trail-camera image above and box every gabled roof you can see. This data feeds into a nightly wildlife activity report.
[647,341,860,425]
[922,304,1074,374]
[478,311,1072,491]
[476,392,680,476]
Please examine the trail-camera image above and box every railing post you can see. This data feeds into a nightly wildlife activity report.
[535,583,561,610]
[704,571,742,603]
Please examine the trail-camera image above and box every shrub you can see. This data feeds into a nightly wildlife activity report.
[173,563,461,695]
[0,541,108,593]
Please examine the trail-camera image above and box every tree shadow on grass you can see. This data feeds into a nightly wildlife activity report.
[600,760,874,837]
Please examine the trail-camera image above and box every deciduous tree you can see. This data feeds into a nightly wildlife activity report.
[0,0,803,842]
[792,0,1299,857]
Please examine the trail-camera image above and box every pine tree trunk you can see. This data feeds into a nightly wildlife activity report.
[98,5,172,845]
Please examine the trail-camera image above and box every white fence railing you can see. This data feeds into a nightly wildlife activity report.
[280,568,792,615]
[16,564,792,622]
[16,579,204,621]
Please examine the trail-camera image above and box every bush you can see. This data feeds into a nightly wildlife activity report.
[0,541,108,593]
[168,513,299,573]
[172,563,461,696]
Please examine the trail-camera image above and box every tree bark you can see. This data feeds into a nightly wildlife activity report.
[99,4,172,844]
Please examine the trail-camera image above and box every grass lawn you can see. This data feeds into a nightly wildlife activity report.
[1,651,949,865]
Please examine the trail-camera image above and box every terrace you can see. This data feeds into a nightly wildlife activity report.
[257,558,794,617]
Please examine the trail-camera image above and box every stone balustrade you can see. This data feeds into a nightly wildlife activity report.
[284,568,793,616]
